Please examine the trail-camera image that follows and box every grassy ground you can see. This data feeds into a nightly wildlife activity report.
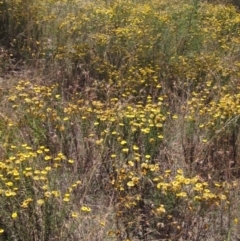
[1,0,240,240]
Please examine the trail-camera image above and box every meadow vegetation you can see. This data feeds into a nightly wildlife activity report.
[0,0,240,240]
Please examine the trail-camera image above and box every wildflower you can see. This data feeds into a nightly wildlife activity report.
[176,192,187,198]
[44,155,51,161]
[132,177,139,184]
[11,212,18,219]
[177,169,183,175]
[5,190,17,197]
[6,182,13,187]
[194,195,202,201]
[45,166,51,171]
[100,221,105,227]
[194,183,203,191]
[37,149,43,154]
[96,139,103,145]
[37,199,45,205]
[122,148,129,153]
[156,204,166,214]
[149,164,159,171]
[33,176,40,180]
[63,197,70,202]
[128,160,134,167]
[120,140,127,145]
[21,198,33,208]
[44,191,51,198]
[133,145,139,150]
[51,191,60,197]
[71,212,78,218]
[184,178,191,185]
[148,138,154,143]
[68,159,74,164]
[81,206,91,212]
[141,163,148,168]
[218,194,227,200]
[127,181,134,187]
[214,183,221,188]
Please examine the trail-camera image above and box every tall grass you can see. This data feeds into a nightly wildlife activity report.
[0,0,240,240]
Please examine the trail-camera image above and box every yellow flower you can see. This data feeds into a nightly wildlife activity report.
[44,191,51,198]
[156,204,166,214]
[100,221,106,227]
[132,177,139,183]
[21,198,33,208]
[141,163,148,169]
[44,155,51,161]
[5,190,17,197]
[71,212,78,218]
[194,195,202,201]
[156,123,163,128]
[81,206,91,212]
[6,182,13,187]
[121,140,127,145]
[234,218,238,224]
[96,139,103,145]
[194,183,203,191]
[0,229,4,234]
[176,192,187,198]
[177,169,183,175]
[127,181,135,187]
[202,191,216,200]
[218,194,227,200]
[128,160,134,167]
[51,191,60,197]
[45,166,51,171]
[37,199,45,205]
[63,197,70,202]
[184,178,191,185]
[133,145,139,150]
[12,212,18,219]
[149,164,159,171]
[122,148,129,153]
